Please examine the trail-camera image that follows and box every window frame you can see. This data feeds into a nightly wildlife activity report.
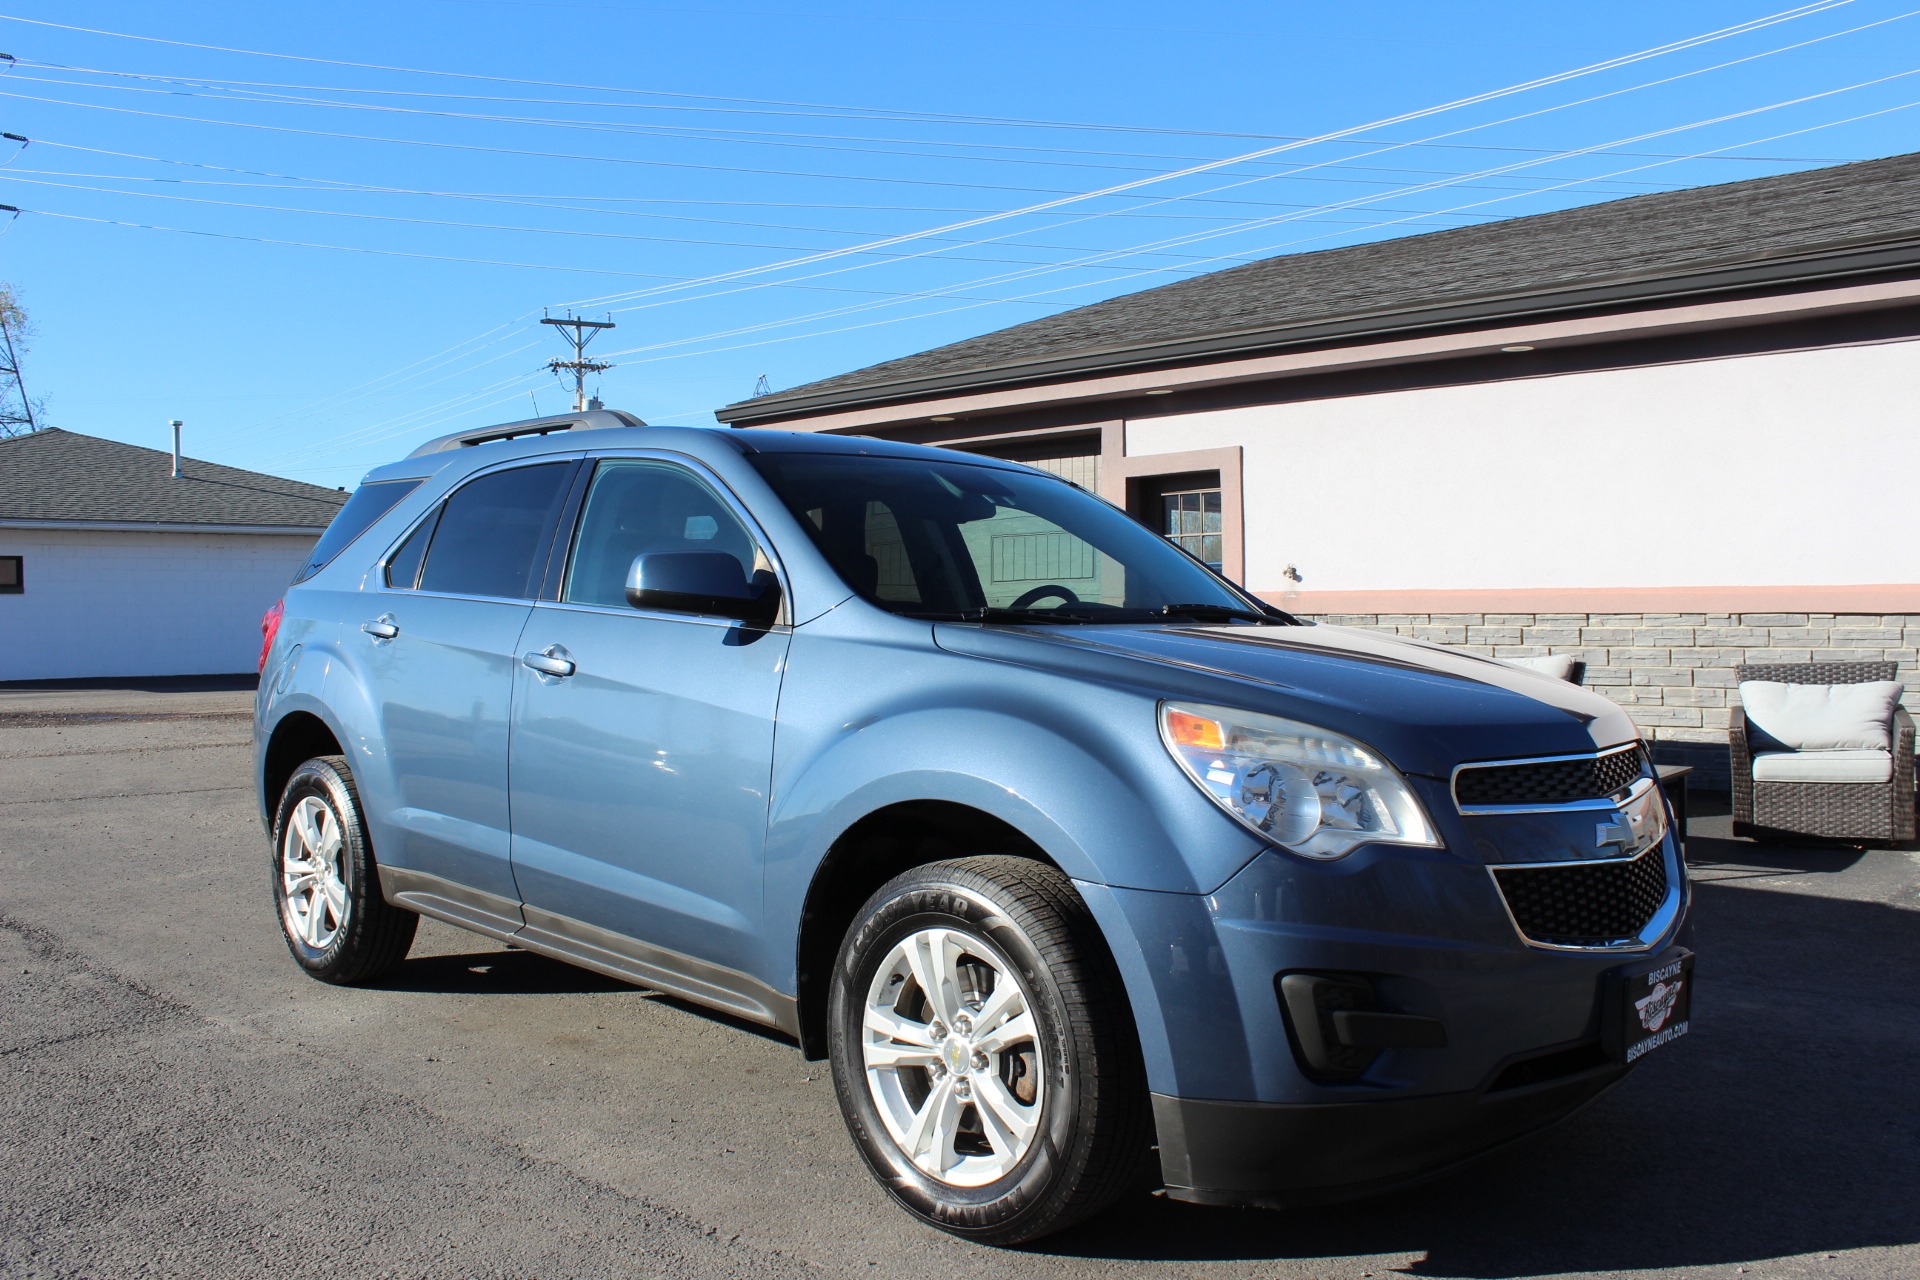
[0,554,20,594]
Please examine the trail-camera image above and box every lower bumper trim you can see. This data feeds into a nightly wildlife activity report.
[1153,1064,1625,1209]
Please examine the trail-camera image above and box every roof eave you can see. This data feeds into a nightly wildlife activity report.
[0,518,331,535]
[718,233,1920,426]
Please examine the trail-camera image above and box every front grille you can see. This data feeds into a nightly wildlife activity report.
[1492,847,1669,948]
[1455,745,1646,809]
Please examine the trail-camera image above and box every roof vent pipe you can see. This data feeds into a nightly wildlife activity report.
[170,419,182,478]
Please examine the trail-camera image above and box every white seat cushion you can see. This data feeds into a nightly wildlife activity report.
[1738,679,1904,752]
[1751,749,1893,784]
[1504,653,1576,681]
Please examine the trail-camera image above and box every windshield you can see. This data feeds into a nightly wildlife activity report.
[748,451,1286,624]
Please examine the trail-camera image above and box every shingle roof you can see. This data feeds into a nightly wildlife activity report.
[0,429,349,530]
[722,150,1920,423]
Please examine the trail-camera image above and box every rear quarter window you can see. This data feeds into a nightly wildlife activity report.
[292,479,423,584]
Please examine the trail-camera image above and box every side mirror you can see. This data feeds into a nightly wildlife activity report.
[625,551,780,626]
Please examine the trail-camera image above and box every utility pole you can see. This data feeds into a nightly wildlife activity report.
[541,313,614,412]
[0,292,35,439]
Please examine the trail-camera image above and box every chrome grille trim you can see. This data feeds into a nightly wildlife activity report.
[1451,742,1648,815]
[1485,839,1683,953]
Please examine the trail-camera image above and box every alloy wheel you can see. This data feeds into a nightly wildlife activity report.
[280,795,349,951]
[861,926,1044,1187]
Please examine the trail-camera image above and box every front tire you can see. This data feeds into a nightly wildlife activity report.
[271,755,416,984]
[827,856,1149,1245]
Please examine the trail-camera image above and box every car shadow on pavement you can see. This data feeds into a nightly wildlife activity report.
[1039,848,1920,1274]
[378,947,801,1044]
[378,948,635,997]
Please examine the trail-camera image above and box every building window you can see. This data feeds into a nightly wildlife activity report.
[0,555,19,594]
[1130,472,1224,572]
[1161,487,1223,571]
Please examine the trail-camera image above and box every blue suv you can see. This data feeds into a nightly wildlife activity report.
[255,410,1693,1244]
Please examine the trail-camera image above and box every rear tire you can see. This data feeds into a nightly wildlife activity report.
[271,755,416,984]
[827,856,1150,1245]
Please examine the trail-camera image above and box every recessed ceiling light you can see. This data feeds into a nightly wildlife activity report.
[929,415,956,422]
[1144,388,1175,395]
[1500,345,1535,353]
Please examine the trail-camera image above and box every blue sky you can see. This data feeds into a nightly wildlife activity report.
[2,0,1918,489]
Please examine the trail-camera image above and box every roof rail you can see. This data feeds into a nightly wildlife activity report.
[405,409,647,458]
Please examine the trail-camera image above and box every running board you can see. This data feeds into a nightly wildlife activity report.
[379,866,799,1038]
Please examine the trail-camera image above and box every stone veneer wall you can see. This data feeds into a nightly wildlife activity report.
[1299,611,1920,790]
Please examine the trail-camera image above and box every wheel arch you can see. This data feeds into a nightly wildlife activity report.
[262,710,345,822]
[792,800,1058,1060]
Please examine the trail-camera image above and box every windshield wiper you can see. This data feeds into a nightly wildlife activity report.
[959,606,1093,625]
[1154,602,1290,625]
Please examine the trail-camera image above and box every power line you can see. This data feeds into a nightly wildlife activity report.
[17,58,1869,175]
[551,2,1910,317]
[8,206,1084,306]
[0,67,1829,192]
[36,1,1855,462]
[3,5,1858,127]
[259,0,1904,450]
[585,69,1916,372]
[0,85,1739,210]
[0,0,1865,276]
[16,138,1534,222]
[0,171,1506,264]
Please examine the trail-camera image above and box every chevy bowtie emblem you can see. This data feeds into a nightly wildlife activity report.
[1595,812,1638,853]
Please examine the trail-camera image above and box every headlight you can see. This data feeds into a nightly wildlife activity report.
[1159,701,1440,860]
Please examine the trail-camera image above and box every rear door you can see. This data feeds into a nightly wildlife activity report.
[358,458,577,928]
[506,456,791,1013]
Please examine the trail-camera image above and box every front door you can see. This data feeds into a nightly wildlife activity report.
[507,458,791,1016]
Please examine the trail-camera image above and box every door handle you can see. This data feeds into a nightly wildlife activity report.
[522,647,576,678]
[361,615,399,640]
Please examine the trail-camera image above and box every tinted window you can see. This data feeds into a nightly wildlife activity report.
[384,510,437,590]
[749,452,1253,621]
[292,479,422,583]
[564,461,760,608]
[419,463,571,600]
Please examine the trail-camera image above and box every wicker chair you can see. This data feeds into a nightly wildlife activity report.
[1731,661,1916,843]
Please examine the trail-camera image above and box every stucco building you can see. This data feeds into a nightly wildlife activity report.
[718,152,1920,785]
[0,429,346,681]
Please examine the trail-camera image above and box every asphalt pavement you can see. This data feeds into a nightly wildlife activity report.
[2,684,1916,1280]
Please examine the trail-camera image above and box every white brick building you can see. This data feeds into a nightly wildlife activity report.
[0,429,345,681]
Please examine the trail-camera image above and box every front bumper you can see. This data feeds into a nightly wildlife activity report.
[1077,812,1692,1207]
[1152,1057,1625,1207]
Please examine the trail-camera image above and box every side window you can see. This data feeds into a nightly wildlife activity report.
[418,463,572,600]
[563,461,760,609]
[384,511,437,590]
[292,478,422,584]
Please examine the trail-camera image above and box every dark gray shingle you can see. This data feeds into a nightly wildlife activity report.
[0,429,349,529]
[724,151,1920,419]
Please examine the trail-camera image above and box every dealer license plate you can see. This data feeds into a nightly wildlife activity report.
[1609,949,1694,1064]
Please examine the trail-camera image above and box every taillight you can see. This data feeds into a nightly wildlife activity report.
[259,598,285,672]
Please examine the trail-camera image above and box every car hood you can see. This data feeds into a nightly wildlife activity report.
[932,621,1638,779]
